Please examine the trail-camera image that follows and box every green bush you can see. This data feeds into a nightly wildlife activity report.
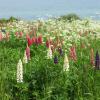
[58,13,81,22]
[0,16,18,24]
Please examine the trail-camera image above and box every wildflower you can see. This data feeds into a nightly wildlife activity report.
[46,38,52,48]
[27,37,32,46]
[46,40,50,48]
[6,32,10,41]
[58,47,63,56]
[1,29,6,33]
[51,45,55,53]
[0,33,2,41]
[17,59,23,83]
[63,54,69,71]
[37,35,42,44]
[32,36,35,44]
[35,37,38,45]
[54,55,58,64]
[26,45,30,60]
[19,31,23,38]
[47,45,52,59]
[23,51,28,63]
[70,46,77,61]
[90,48,94,66]
[15,32,19,38]
[95,51,100,70]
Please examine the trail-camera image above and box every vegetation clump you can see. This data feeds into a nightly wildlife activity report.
[58,13,81,22]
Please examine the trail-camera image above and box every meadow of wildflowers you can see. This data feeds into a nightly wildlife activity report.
[0,18,100,100]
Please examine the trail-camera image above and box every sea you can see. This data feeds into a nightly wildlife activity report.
[0,0,100,20]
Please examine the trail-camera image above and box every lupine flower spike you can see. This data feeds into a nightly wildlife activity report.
[70,46,77,61]
[19,31,23,38]
[0,32,2,41]
[38,35,42,44]
[63,54,69,71]
[26,44,30,60]
[31,36,35,44]
[47,45,52,59]
[17,59,23,83]
[58,47,63,56]
[35,37,38,45]
[15,32,19,38]
[95,51,100,70]
[46,39,50,48]
[27,37,32,46]
[23,51,28,64]
[6,32,10,41]
[54,55,58,64]
[90,48,94,66]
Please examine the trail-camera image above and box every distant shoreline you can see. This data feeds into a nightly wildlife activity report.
[0,11,100,21]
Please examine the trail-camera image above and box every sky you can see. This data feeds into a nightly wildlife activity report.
[0,0,100,19]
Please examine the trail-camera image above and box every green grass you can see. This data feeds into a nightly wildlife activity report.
[0,34,100,100]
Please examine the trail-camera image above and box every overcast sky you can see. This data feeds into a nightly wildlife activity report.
[0,0,100,19]
[0,0,99,10]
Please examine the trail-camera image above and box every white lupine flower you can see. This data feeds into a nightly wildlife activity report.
[63,54,69,71]
[47,45,52,59]
[17,59,23,83]
[23,51,28,64]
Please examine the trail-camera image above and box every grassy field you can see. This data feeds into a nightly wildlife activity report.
[0,19,100,100]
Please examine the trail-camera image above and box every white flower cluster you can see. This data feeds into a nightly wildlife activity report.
[17,59,23,83]
[47,46,52,59]
[63,54,69,71]
[23,51,28,64]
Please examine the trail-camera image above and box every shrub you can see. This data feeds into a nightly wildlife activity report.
[58,13,81,22]
[0,16,18,24]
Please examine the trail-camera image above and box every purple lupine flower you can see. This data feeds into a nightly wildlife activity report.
[54,55,58,64]
[1,29,6,33]
[95,51,100,70]
[58,47,63,56]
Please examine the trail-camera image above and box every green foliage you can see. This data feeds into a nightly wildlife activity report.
[0,16,18,24]
[58,13,81,22]
[0,35,100,100]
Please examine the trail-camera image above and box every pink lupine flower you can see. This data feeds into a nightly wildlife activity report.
[37,35,42,44]
[90,48,94,66]
[19,32,23,38]
[32,36,35,44]
[0,32,2,41]
[27,37,32,46]
[70,46,77,61]
[15,32,19,38]
[6,32,10,41]
[46,40,50,48]
[35,37,38,45]
[26,45,30,60]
